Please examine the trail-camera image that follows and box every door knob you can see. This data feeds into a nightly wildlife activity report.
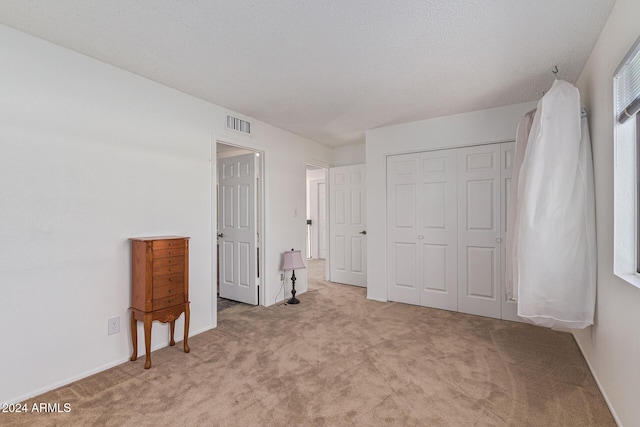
[495,237,503,243]
[217,233,224,238]
[359,230,367,235]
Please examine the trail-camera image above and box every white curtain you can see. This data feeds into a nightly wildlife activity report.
[508,80,596,329]
[506,108,536,301]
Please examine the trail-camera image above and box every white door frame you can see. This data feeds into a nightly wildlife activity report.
[212,138,267,312]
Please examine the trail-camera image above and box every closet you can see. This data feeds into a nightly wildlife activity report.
[387,142,518,321]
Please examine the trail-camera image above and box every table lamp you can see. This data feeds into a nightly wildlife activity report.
[282,249,306,304]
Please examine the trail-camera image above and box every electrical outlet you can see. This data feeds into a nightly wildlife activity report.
[280,273,284,281]
[108,317,120,335]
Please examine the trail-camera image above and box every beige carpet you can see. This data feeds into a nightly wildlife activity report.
[4,259,614,426]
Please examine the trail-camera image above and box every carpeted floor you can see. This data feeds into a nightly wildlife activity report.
[3,259,614,426]
[217,295,243,312]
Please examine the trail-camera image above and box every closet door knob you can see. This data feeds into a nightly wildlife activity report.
[418,235,424,240]
[496,237,503,243]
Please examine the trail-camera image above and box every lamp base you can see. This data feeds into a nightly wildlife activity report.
[287,269,300,304]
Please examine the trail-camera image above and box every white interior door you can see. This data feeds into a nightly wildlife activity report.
[309,179,319,259]
[218,153,258,305]
[387,151,458,310]
[318,181,327,260]
[329,164,367,287]
[457,144,501,318]
[309,179,327,259]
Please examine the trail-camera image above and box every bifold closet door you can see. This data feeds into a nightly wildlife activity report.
[387,150,458,311]
[457,144,502,318]
[500,142,519,322]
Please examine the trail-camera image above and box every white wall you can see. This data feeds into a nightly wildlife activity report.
[331,143,365,166]
[572,0,640,425]
[365,101,537,302]
[0,25,331,404]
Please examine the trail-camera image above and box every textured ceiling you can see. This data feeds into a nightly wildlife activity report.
[0,0,615,147]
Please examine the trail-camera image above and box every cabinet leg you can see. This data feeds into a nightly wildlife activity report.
[143,313,152,369]
[130,311,137,362]
[169,320,176,346]
[184,303,190,353]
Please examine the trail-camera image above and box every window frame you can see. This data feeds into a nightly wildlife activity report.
[637,113,640,274]
[613,34,640,289]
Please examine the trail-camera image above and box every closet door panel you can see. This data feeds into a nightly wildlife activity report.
[422,243,448,292]
[417,150,458,311]
[458,145,501,318]
[423,182,446,228]
[500,142,521,321]
[466,246,496,298]
[387,156,420,304]
[466,180,496,230]
[390,242,418,304]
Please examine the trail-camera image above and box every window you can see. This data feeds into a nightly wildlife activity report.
[614,35,640,287]
[637,113,640,273]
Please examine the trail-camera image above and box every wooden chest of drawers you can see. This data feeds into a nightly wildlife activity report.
[129,236,190,369]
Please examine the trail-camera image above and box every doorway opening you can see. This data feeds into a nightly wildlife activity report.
[216,141,265,312]
[306,165,328,260]
[306,164,329,280]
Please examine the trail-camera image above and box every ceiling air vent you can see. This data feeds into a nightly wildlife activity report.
[226,115,251,135]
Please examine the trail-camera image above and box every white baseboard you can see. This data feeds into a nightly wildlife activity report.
[572,332,622,427]
[8,355,134,405]
[6,324,216,405]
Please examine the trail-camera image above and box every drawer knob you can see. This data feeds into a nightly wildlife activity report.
[168,289,172,293]
[168,300,171,304]
[169,243,173,246]
[168,268,173,272]
[169,259,173,263]
[168,251,172,255]
[169,278,172,282]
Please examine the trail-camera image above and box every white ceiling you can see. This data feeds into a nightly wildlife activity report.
[0,0,615,147]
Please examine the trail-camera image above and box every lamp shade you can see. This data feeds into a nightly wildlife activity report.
[282,250,306,271]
